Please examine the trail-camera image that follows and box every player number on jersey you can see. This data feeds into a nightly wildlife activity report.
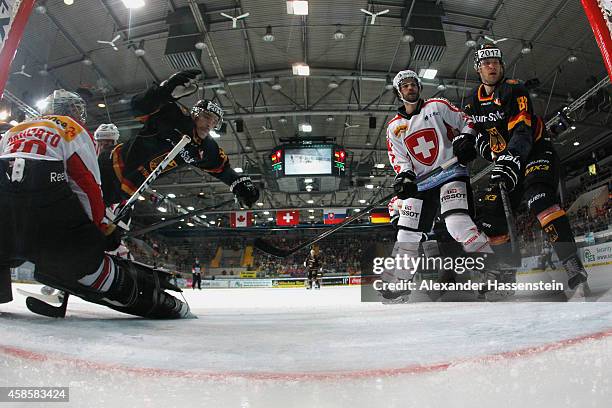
[517,96,528,112]
[9,139,47,155]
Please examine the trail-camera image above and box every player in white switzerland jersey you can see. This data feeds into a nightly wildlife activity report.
[380,70,495,301]
[0,90,190,318]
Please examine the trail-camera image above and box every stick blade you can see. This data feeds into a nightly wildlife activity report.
[253,238,291,258]
[25,295,68,318]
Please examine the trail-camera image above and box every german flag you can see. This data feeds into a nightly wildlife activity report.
[370,208,390,224]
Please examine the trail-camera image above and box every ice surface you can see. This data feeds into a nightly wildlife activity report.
[1,265,612,407]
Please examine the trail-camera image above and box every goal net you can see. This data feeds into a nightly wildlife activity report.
[582,0,612,80]
[0,0,36,97]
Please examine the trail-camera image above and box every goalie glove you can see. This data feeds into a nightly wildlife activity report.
[160,69,201,100]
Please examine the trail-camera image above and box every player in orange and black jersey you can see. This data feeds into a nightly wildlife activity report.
[98,69,259,209]
[454,43,588,296]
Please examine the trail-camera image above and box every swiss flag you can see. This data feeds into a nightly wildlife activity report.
[230,211,253,227]
[276,210,299,226]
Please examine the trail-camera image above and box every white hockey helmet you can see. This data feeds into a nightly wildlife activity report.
[40,89,87,123]
[191,99,224,130]
[94,123,120,142]
[392,70,422,104]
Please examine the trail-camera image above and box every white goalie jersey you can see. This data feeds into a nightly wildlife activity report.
[386,98,476,190]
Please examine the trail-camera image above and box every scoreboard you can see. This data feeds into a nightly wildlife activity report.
[269,142,348,193]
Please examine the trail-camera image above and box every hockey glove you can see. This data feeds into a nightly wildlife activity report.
[230,176,260,208]
[160,69,201,100]
[475,133,494,162]
[452,133,477,164]
[491,153,521,192]
[103,223,123,252]
[392,171,417,199]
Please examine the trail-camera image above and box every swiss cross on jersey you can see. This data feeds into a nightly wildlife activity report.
[404,128,439,166]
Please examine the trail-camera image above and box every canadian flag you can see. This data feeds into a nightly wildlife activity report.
[276,210,299,226]
[230,211,253,227]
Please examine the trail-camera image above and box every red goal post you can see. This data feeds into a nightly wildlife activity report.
[0,0,36,98]
[581,0,612,80]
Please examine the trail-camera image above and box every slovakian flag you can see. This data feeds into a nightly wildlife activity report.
[230,211,253,227]
[324,208,346,225]
[276,210,299,226]
[370,208,391,224]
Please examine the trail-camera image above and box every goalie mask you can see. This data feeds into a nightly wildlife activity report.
[40,89,87,123]
[392,70,422,105]
[94,123,120,142]
[191,99,224,130]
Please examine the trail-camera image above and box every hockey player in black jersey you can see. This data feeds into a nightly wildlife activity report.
[98,69,259,209]
[455,43,589,296]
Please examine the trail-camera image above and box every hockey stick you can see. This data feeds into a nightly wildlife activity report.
[24,292,69,318]
[498,183,520,260]
[255,157,459,258]
[128,198,235,237]
[113,134,191,223]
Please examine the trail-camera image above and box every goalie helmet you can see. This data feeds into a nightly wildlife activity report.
[94,123,120,142]
[190,99,223,130]
[392,70,422,105]
[40,89,87,123]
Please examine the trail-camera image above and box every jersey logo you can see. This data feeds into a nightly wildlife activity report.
[404,128,439,166]
[149,153,178,174]
[486,127,507,153]
[393,123,408,137]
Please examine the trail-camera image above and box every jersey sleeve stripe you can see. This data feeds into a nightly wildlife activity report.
[66,152,105,229]
[507,111,532,131]
[422,98,461,112]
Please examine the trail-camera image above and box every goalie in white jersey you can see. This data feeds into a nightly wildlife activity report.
[0,90,191,318]
[382,70,495,301]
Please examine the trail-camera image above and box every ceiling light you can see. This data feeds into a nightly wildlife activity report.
[271,76,282,90]
[354,208,361,213]
[305,184,313,192]
[97,103,106,108]
[287,0,308,15]
[385,76,394,90]
[161,217,165,221]
[573,141,580,146]
[267,217,274,221]
[529,91,538,99]
[418,68,437,79]
[235,167,243,173]
[292,62,310,76]
[299,123,312,132]
[308,209,314,213]
[35,99,47,110]
[570,125,576,130]
[309,215,314,219]
[257,202,264,206]
[375,163,385,169]
[82,55,92,66]
[304,178,313,183]
[437,81,446,91]
[465,31,477,48]
[157,206,167,213]
[326,115,334,122]
[328,79,339,89]
[210,130,221,138]
[369,174,374,178]
[334,25,345,40]
[134,40,146,57]
[186,222,195,227]
[264,211,270,215]
[121,0,145,9]
[200,215,207,219]
[359,199,366,204]
[215,87,227,95]
[365,184,374,189]
[137,195,145,201]
[279,116,287,124]
[567,53,578,63]
[195,35,207,50]
[307,199,314,204]
[63,0,73,5]
[521,41,533,54]
[187,206,195,211]
[119,98,129,104]
[263,25,275,42]
[401,31,414,43]
[209,220,215,225]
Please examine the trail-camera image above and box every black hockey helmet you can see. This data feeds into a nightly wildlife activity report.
[473,43,504,71]
[191,99,224,130]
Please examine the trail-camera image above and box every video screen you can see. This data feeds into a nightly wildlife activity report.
[284,147,332,175]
